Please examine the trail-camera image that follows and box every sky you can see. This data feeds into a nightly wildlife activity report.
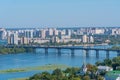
[0,0,120,28]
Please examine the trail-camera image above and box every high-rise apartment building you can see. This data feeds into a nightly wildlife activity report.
[0,28,7,40]
[8,32,18,45]
[24,30,34,38]
[20,37,29,44]
[49,28,54,36]
[89,36,94,43]
[82,35,88,43]
[41,29,46,39]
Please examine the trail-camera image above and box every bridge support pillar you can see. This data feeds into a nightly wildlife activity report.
[71,49,75,56]
[117,51,120,56]
[45,48,48,55]
[85,50,89,57]
[106,51,110,58]
[57,48,61,56]
[96,50,99,58]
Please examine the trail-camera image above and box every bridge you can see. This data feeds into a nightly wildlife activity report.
[3,45,120,58]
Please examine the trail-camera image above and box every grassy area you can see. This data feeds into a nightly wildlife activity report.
[0,69,27,73]
[9,77,28,80]
[107,70,120,76]
[106,70,120,79]
[0,64,69,74]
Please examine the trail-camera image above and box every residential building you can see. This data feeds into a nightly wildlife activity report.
[7,32,19,45]
[41,29,46,39]
[89,36,94,43]
[82,35,88,43]
[98,66,113,71]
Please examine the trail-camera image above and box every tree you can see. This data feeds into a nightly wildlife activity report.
[40,71,51,80]
[73,77,81,80]
[52,68,63,80]
[112,57,120,70]
[83,76,90,80]
[87,64,98,72]
[112,62,119,70]
[95,61,102,66]
[64,67,80,75]
[29,73,41,80]
[103,59,112,66]
[97,75,104,80]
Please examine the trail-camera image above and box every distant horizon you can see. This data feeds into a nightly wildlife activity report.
[0,0,120,28]
[1,26,120,29]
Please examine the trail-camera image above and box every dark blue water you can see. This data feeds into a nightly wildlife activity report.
[0,45,118,80]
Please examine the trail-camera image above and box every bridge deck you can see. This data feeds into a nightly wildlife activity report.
[3,45,120,52]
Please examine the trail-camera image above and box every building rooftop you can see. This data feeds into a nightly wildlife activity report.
[98,66,111,69]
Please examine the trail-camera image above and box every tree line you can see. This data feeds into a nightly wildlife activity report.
[0,46,34,54]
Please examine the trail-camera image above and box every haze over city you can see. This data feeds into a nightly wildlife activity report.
[0,0,120,28]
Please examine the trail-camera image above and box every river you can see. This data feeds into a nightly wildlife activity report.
[0,44,118,80]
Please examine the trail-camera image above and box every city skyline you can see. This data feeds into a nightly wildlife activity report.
[1,27,120,45]
[0,0,120,28]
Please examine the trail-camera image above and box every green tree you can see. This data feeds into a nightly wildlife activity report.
[83,76,90,80]
[52,68,63,80]
[73,77,81,80]
[64,67,80,75]
[97,75,104,80]
[103,59,112,66]
[40,71,51,80]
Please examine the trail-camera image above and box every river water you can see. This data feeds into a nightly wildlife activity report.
[0,45,118,80]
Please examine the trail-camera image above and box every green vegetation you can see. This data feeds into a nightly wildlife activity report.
[9,77,28,80]
[108,46,120,50]
[107,70,120,76]
[0,64,68,73]
[0,46,34,54]
[28,65,103,80]
[95,56,120,70]
[28,57,120,80]
[1,69,25,73]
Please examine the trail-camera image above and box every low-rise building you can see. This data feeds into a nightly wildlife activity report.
[33,38,50,44]
[98,66,113,71]
[59,39,81,43]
